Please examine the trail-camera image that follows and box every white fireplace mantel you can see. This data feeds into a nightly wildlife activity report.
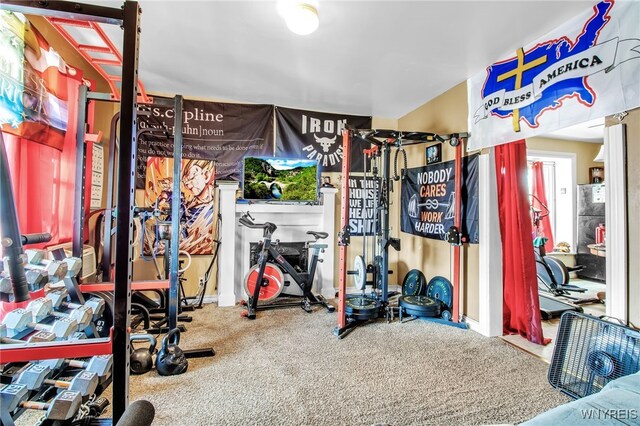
[216,183,337,307]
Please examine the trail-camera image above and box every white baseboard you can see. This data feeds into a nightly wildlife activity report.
[461,316,483,335]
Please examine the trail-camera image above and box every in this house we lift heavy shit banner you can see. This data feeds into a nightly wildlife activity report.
[467,0,640,150]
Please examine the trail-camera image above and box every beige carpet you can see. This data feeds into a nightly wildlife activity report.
[126,304,570,426]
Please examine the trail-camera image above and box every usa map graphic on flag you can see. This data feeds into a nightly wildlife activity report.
[483,1,612,129]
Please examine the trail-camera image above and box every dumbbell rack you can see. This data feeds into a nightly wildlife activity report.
[0,0,143,423]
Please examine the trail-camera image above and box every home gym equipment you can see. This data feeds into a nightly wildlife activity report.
[27,297,94,331]
[335,129,469,338]
[37,355,113,380]
[548,312,640,399]
[130,334,157,375]
[46,288,106,321]
[15,364,99,396]
[1,384,82,421]
[0,324,56,344]
[156,328,188,376]
[2,308,78,339]
[24,248,83,278]
[401,269,426,296]
[530,196,598,316]
[238,212,335,319]
[398,276,458,323]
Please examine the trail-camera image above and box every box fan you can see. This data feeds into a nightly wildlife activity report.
[549,311,640,399]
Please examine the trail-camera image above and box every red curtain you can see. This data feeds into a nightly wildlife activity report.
[531,161,555,252]
[495,140,549,345]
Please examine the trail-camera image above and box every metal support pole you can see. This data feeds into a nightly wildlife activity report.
[168,96,183,330]
[452,142,463,323]
[112,2,141,421]
[102,113,120,282]
[336,129,351,331]
[380,142,391,303]
[73,84,88,268]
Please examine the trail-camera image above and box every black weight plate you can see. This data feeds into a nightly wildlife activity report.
[399,295,441,318]
[345,294,380,320]
[402,269,426,296]
[426,276,453,311]
[85,291,113,338]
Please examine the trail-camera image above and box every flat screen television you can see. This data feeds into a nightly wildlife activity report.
[242,157,319,203]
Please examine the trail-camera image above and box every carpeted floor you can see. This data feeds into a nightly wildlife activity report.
[126,303,570,426]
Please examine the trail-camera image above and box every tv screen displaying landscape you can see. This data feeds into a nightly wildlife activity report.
[243,157,318,202]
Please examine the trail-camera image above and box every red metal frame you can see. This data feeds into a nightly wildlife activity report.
[45,17,151,103]
[1,329,113,363]
[79,280,170,292]
[337,129,351,330]
[452,142,462,323]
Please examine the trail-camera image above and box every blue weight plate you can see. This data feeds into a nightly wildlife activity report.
[426,276,453,311]
[402,269,426,296]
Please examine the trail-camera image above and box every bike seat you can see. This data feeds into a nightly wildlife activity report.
[307,231,328,240]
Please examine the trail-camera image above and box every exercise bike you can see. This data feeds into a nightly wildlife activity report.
[531,196,601,307]
[238,212,335,319]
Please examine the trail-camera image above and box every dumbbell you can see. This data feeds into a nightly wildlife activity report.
[15,364,99,396]
[0,269,48,295]
[25,249,82,278]
[1,383,81,421]
[0,252,69,281]
[46,288,105,321]
[0,323,56,344]
[2,308,78,339]
[37,355,113,379]
[27,297,93,331]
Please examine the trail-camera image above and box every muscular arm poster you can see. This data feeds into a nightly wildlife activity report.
[275,107,372,172]
[136,98,274,188]
[401,155,479,243]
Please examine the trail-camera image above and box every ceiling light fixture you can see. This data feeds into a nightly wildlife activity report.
[278,1,319,36]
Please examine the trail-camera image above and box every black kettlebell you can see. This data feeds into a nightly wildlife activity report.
[156,328,188,376]
[130,333,157,375]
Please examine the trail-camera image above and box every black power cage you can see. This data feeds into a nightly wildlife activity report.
[0,1,142,422]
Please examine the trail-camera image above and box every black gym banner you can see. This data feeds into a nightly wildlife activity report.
[401,155,479,243]
[348,176,381,236]
[275,107,372,172]
[135,98,274,188]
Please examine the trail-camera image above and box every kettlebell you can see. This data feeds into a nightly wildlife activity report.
[156,328,188,376]
[130,333,157,375]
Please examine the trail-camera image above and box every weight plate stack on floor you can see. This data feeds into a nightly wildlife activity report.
[398,295,441,318]
[398,296,442,318]
[345,294,380,320]
[402,269,426,296]
[425,276,454,320]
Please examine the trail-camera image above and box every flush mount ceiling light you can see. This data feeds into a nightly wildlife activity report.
[278,1,319,36]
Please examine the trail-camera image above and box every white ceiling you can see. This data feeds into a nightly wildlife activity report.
[95,0,598,119]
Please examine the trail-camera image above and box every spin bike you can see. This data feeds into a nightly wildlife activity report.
[238,212,335,319]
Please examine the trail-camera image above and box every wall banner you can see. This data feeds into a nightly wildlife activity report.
[401,155,479,243]
[467,0,640,151]
[144,157,215,255]
[0,11,77,150]
[136,98,274,188]
[275,107,372,172]
[347,176,380,236]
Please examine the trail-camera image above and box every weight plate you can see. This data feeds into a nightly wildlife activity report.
[345,294,380,320]
[402,269,426,296]
[353,255,366,290]
[398,295,441,318]
[243,262,284,302]
[86,291,113,338]
[426,276,454,311]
